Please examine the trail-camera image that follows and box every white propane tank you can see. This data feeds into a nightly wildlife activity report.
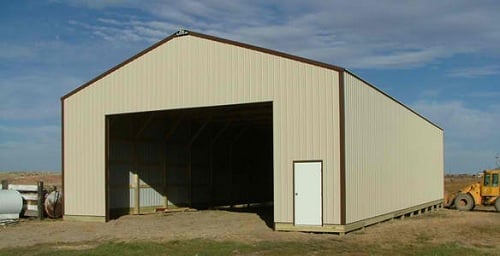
[0,190,24,220]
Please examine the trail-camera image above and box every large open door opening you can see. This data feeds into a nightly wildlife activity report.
[106,102,273,225]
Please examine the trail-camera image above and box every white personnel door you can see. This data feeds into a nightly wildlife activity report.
[294,161,322,226]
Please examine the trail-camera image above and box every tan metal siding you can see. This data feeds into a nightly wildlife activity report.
[344,72,444,223]
[64,35,342,223]
[63,95,106,216]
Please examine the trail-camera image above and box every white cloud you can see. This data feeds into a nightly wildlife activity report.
[419,89,441,98]
[70,17,176,43]
[447,65,500,78]
[49,0,129,9]
[97,18,122,25]
[413,100,498,140]
[412,100,500,172]
[57,1,500,69]
[348,47,450,69]
[466,91,500,98]
[3,1,499,172]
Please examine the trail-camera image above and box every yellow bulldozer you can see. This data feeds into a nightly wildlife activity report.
[445,169,500,211]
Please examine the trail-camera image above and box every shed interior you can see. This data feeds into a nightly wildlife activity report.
[107,102,273,219]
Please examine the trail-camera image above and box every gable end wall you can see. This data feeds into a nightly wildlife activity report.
[63,35,342,224]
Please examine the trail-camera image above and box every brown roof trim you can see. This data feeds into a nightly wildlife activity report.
[61,32,184,100]
[187,30,345,73]
[61,30,345,101]
[344,70,443,131]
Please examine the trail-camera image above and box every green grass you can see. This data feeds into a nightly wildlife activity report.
[0,239,494,256]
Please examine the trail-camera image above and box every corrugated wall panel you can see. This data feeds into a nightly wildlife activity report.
[344,72,444,223]
[138,188,164,208]
[64,35,341,223]
[64,95,106,216]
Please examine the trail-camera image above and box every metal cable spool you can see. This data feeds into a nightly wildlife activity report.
[44,191,63,218]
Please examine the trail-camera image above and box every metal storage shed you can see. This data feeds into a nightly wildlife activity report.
[61,30,444,234]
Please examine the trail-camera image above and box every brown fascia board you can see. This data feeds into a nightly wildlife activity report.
[187,30,345,73]
[60,29,441,131]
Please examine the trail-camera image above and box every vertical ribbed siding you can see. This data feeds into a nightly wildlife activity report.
[63,35,342,223]
[63,96,106,216]
[343,72,443,223]
[138,188,164,208]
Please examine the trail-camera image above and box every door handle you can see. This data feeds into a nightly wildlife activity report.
[295,193,298,196]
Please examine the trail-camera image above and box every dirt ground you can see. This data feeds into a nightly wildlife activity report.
[0,207,499,251]
[0,173,499,251]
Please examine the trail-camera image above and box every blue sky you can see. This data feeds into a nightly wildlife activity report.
[1,1,499,173]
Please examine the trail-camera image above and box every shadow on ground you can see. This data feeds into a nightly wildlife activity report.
[217,206,274,229]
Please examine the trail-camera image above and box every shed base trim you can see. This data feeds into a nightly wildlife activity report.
[63,215,106,222]
[274,199,443,234]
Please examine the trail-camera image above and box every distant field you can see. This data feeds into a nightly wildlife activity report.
[0,171,61,188]
[444,174,481,193]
